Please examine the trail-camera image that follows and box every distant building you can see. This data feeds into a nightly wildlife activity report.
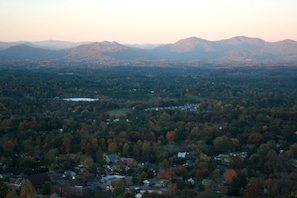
[8,172,50,190]
[69,186,91,197]
[177,152,190,158]
[26,172,50,189]
[101,175,125,185]
[103,154,120,163]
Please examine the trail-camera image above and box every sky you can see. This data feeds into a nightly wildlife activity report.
[0,0,296,44]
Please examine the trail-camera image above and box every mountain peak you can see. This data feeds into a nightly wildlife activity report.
[170,37,212,53]
[81,41,127,52]
[219,36,267,45]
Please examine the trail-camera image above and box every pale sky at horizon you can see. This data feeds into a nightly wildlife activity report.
[1,0,296,44]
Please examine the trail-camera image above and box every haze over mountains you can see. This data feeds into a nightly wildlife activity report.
[1,36,297,66]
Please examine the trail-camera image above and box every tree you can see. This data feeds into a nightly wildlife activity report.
[228,176,241,196]
[166,130,175,142]
[263,178,278,196]
[243,177,264,198]
[142,141,150,160]
[176,165,188,178]
[139,171,148,181]
[224,169,236,184]
[83,157,94,169]
[123,143,129,156]
[108,142,118,154]
[5,185,18,198]
[20,179,38,198]
[112,179,126,198]
[44,148,59,165]
[60,133,73,153]
[2,140,14,152]
[248,132,263,145]
[213,135,232,154]
[19,156,35,169]
[0,179,7,198]
[157,170,171,180]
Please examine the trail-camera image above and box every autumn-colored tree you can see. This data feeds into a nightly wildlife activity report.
[91,137,99,149]
[290,143,297,158]
[5,184,18,198]
[263,178,278,196]
[243,177,264,198]
[2,140,14,152]
[108,142,118,154]
[213,135,232,154]
[248,132,263,144]
[166,130,175,142]
[20,179,38,198]
[139,171,148,181]
[176,165,188,178]
[83,157,94,169]
[60,133,73,153]
[224,169,237,184]
[99,137,107,151]
[127,160,136,167]
[142,141,151,160]
[132,144,140,159]
[110,179,125,188]
[123,143,129,156]
[169,167,175,179]
[80,139,87,150]
[157,170,171,179]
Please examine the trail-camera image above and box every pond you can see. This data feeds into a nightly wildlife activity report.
[63,98,99,102]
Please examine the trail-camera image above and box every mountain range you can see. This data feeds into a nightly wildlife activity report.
[1,36,297,66]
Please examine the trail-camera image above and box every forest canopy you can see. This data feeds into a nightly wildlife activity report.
[0,65,297,197]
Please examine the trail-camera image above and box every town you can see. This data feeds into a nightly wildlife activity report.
[0,66,297,197]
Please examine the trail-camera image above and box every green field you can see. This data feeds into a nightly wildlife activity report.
[105,108,132,117]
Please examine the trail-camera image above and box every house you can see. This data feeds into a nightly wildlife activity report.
[69,186,91,197]
[214,154,230,166]
[177,152,190,158]
[103,154,120,164]
[53,180,79,197]
[143,180,150,187]
[202,178,213,188]
[8,172,50,190]
[26,172,50,189]
[100,175,125,185]
[119,157,137,167]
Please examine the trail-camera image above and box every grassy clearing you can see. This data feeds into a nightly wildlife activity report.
[185,94,205,102]
[105,109,131,117]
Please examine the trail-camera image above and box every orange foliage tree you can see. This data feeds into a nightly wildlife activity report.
[157,170,171,180]
[166,130,175,142]
[224,169,237,184]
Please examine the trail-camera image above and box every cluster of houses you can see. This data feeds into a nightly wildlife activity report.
[0,150,252,197]
[144,103,199,112]
[1,152,169,197]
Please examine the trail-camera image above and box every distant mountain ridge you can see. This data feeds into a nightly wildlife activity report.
[0,44,66,61]
[1,36,297,66]
[0,40,91,50]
